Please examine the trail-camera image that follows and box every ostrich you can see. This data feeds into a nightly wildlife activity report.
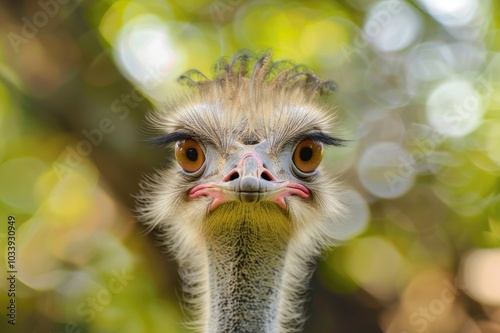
[138,50,347,333]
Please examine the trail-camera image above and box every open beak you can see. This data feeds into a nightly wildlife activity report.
[189,152,309,211]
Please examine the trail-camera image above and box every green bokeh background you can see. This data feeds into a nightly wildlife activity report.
[1,0,500,332]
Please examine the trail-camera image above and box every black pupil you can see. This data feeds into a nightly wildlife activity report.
[299,147,313,161]
[186,148,198,161]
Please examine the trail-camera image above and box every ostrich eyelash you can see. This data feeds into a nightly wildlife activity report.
[149,131,195,147]
[293,131,349,147]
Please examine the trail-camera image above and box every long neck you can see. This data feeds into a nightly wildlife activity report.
[204,206,291,333]
[206,225,287,333]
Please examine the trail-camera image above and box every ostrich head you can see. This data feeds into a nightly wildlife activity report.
[138,50,347,333]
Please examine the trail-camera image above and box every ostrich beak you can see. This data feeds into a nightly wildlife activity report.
[189,152,310,211]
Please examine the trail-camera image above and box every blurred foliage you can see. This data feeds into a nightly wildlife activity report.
[1,0,500,332]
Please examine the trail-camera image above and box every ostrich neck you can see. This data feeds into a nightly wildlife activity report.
[205,220,289,333]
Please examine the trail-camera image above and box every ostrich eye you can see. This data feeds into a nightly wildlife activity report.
[292,139,323,173]
[175,139,205,173]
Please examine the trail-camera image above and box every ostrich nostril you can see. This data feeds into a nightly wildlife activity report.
[260,170,274,181]
[261,172,271,181]
[228,171,240,181]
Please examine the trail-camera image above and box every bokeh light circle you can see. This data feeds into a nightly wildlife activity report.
[405,41,454,83]
[363,0,422,53]
[461,249,500,305]
[357,142,415,198]
[426,78,484,137]
[345,236,404,300]
[114,15,177,93]
[417,0,479,27]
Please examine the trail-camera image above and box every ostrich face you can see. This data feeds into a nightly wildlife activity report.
[170,111,342,237]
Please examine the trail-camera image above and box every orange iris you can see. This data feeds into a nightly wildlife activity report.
[175,139,205,173]
[292,139,323,173]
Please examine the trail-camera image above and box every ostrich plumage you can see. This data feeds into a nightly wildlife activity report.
[138,50,347,333]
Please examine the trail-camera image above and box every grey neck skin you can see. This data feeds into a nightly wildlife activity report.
[206,222,288,333]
